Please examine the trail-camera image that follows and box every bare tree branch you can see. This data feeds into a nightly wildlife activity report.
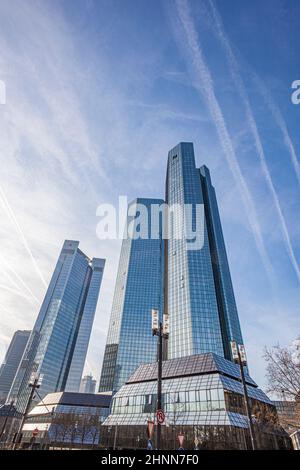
[264,340,300,400]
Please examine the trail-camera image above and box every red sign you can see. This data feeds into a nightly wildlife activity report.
[156,409,165,425]
[147,420,155,439]
[178,432,184,448]
[32,428,39,438]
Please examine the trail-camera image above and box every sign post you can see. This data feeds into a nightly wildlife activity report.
[156,409,165,425]
[151,309,169,450]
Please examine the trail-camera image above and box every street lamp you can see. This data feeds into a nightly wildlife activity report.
[107,425,112,449]
[0,400,14,447]
[72,421,78,449]
[151,309,169,450]
[230,341,256,450]
[113,423,118,450]
[13,372,43,450]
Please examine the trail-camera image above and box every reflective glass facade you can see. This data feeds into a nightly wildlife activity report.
[9,241,105,413]
[199,165,243,356]
[21,391,110,448]
[166,143,243,360]
[102,353,290,450]
[65,258,105,392]
[99,198,164,393]
[127,352,256,387]
[106,353,270,427]
[0,330,30,403]
[80,374,97,394]
[99,142,245,394]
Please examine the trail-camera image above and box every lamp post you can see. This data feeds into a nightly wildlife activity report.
[230,342,256,450]
[13,372,43,450]
[71,421,78,449]
[0,400,14,447]
[113,423,118,450]
[107,426,111,449]
[151,309,169,450]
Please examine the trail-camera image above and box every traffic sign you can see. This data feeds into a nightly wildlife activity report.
[156,409,165,425]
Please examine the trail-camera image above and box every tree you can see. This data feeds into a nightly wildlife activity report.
[264,339,300,431]
[89,411,102,449]
[264,339,300,400]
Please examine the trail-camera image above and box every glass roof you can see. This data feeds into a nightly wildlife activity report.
[127,353,256,387]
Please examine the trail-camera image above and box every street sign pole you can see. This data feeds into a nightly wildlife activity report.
[151,309,169,450]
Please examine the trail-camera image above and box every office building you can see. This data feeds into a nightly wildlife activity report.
[99,142,246,394]
[166,142,244,360]
[273,399,300,436]
[9,240,105,413]
[80,374,97,394]
[96,142,289,449]
[102,353,291,450]
[99,198,164,393]
[0,403,22,444]
[0,330,30,404]
[20,391,111,449]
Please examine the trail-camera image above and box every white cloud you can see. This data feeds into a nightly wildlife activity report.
[173,0,275,285]
[0,0,204,381]
[206,0,300,284]
[0,0,298,391]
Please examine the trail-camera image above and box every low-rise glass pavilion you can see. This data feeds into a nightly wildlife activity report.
[102,353,291,450]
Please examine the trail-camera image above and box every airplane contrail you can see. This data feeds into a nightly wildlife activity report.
[252,73,300,188]
[206,0,300,284]
[0,267,25,294]
[174,0,274,282]
[0,302,13,315]
[0,254,40,304]
[0,283,35,302]
[0,184,47,287]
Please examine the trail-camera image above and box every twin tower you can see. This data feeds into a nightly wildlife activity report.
[8,142,244,415]
[99,142,244,393]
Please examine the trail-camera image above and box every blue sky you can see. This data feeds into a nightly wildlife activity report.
[0,0,299,392]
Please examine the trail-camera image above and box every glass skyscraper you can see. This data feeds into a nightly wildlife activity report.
[0,330,31,404]
[9,240,105,412]
[80,374,97,394]
[99,142,244,394]
[99,198,164,393]
[166,142,243,360]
